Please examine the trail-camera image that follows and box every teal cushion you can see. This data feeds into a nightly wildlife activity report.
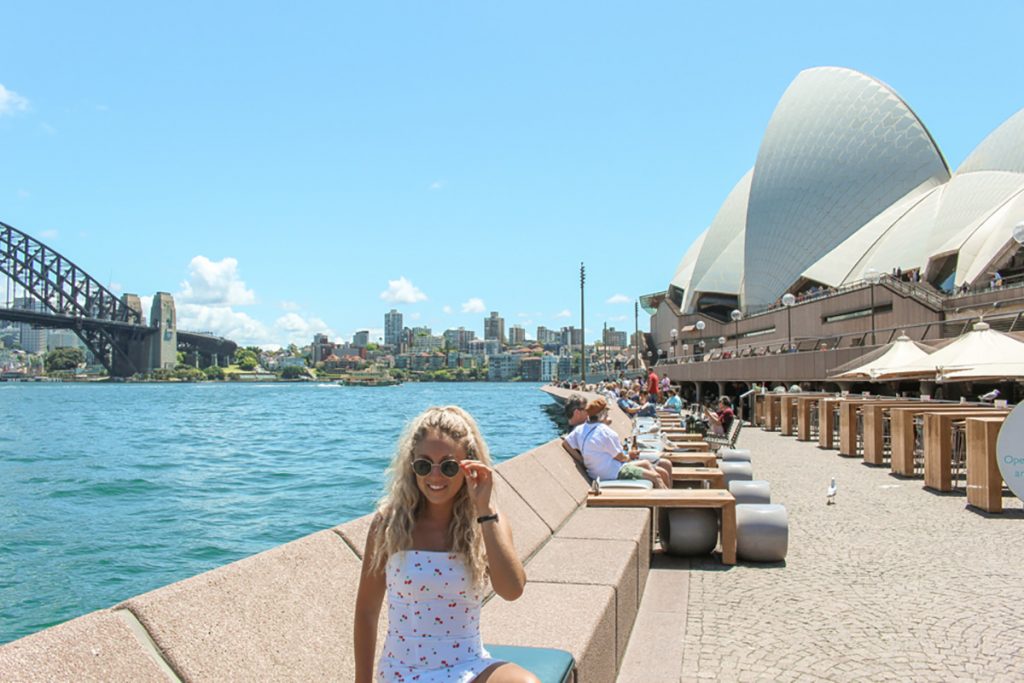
[484,644,574,683]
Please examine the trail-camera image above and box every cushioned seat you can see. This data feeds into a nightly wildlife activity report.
[728,480,771,504]
[719,461,754,487]
[736,504,789,562]
[598,479,654,490]
[484,645,574,683]
[719,447,752,462]
[664,508,718,557]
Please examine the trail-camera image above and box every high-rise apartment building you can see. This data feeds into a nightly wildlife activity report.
[536,326,561,345]
[13,297,47,354]
[384,309,403,349]
[484,311,505,347]
[443,327,476,352]
[603,327,627,348]
[353,330,370,348]
[559,326,583,348]
[507,325,525,346]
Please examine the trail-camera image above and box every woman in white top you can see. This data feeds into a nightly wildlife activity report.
[354,406,538,683]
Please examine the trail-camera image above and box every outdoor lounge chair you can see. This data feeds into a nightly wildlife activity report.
[705,418,742,451]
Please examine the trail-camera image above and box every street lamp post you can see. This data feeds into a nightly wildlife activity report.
[670,327,678,361]
[634,301,639,371]
[865,268,881,346]
[580,262,586,383]
[730,308,742,354]
[782,293,796,351]
[695,320,706,361]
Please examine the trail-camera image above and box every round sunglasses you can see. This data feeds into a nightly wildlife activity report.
[411,458,462,478]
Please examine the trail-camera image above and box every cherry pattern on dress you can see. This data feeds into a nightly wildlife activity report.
[377,550,495,683]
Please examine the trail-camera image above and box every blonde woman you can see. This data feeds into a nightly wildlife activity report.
[354,406,538,683]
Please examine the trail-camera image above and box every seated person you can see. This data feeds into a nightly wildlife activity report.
[635,391,657,417]
[616,389,642,416]
[563,393,590,429]
[663,389,684,414]
[705,396,735,436]
[562,397,671,488]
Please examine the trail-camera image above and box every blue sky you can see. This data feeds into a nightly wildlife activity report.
[2,1,1023,347]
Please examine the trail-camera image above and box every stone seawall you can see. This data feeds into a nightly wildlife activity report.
[0,387,648,683]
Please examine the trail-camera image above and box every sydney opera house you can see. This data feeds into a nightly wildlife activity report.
[646,66,1024,396]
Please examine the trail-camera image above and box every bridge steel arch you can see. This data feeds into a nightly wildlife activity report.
[0,220,147,376]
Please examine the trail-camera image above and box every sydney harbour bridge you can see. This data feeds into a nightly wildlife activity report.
[0,220,237,377]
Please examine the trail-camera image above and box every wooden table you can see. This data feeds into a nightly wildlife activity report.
[780,396,798,436]
[966,416,1007,513]
[818,398,841,449]
[890,407,1006,476]
[663,437,711,451]
[671,467,725,489]
[924,410,1010,492]
[587,488,736,565]
[764,394,782,432]
[796,396,826,442]
[662,452,718,467]
[839,400,918,458]
[754,394,766,428]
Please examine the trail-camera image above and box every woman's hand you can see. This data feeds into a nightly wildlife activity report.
[461,460,495,515]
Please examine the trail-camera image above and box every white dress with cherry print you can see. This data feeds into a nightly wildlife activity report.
[377,550,501,682]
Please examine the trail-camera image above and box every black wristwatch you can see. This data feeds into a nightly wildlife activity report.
[476,512,499,524]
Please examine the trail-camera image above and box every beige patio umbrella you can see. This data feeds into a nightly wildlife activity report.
[872,320,1024,381]
[828,334,936,380]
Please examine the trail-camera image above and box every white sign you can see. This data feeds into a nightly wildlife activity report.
[995,403,1024,501]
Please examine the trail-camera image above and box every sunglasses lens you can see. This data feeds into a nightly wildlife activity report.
[412,459,432,476]
[440,460,461,478]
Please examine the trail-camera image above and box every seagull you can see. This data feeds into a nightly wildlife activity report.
[978,388,1000,403]
[826,477,837,505]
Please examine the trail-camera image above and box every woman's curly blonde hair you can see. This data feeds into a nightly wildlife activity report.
[370,405,492,586]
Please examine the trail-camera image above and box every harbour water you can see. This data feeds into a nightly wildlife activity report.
[0,381,561,645]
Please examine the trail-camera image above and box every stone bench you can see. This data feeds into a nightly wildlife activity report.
[0,390,650,683]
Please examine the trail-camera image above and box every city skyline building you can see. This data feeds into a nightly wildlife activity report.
[353,330,370,348]
[484,311,505,347]
[13,297,47,354]
[384,309,403,349]
[508,324,526,346]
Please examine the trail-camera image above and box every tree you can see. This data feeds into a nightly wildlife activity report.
[204,365,225,380]
[234,349,259,371]
[45,347,84,373]
[280,365,307,380]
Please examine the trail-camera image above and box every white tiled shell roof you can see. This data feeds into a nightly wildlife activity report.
[741,67,950,308]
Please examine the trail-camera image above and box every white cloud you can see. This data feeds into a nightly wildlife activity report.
[442,305,453,314]
[273,312,334,346]
[108,282,123,294]
[178,256,256,306]
[430,180,446,191]
[0,84,29,116]
[554,309,572,318]
[380,276,428,303]
[461,297,486,314]
[410,311,421,320]
[39,122,56,135]
[279,300,300,311]
[16,189,29,199]
[177,303,269,345]
[606,294,631,304]
[39,229,58,241]
[609,315,628,322]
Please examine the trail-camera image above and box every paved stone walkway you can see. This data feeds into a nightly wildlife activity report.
[631,427,1024,682]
